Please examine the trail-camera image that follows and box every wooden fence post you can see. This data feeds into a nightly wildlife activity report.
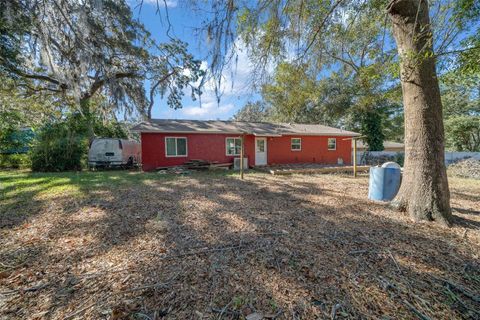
[240,134,245,180]
[353,138,357,178]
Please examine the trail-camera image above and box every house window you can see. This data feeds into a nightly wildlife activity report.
[226,138,242,156]
[328,138,336,150]
[165,137,187,157]
[291,138,301,151]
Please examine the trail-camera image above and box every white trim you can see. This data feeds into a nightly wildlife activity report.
[225,137,242,156]
[253,133,282,137]
[328,138,337,150]
[165,137,188,157]
[255,137,268,166]
[291,138,302,151]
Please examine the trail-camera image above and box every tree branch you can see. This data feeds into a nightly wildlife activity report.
[435,45,480,58]
[325,52,359,72]
[81,72,142,102]
[147,69,178,119]
[6,66,62,87]
[300,0,345,59]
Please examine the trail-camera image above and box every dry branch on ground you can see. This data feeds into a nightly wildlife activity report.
[0,171,479,319]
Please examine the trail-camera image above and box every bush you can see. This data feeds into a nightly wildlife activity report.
[0,153,31,169]
[28,112,128,172]
[362,152,404,167]
[30,123,87,172]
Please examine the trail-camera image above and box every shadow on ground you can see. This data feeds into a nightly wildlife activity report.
[0,171,479,319]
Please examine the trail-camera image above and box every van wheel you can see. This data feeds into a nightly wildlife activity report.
[126,157,133,169]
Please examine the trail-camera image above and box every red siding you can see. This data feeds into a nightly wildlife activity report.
[140,132,352,171]
[266,135,352,165]
[141,132,255,171]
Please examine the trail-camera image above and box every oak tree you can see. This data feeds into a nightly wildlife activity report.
[199,0,479,225]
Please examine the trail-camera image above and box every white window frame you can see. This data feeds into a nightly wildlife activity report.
[291,138,302,151]
[328,138,337,150]
[165,137,188,157]
[226,137,242,156]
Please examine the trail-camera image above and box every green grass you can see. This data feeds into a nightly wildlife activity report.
[0,169,243,210]
[0,169,251,220]
[0,170,172,218]
[1,170,476,205]
[0,170,480,204]
[2,169,476,222]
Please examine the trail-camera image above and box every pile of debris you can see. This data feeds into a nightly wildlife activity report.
[448,157,480,179]
[156,159,232,174]
[156,166,191,175]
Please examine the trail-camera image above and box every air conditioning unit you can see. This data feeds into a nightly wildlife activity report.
[234,157,248,170]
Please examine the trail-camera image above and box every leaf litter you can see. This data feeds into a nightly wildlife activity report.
[0,172,479,319]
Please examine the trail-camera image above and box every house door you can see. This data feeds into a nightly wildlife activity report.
[255,137,267,166]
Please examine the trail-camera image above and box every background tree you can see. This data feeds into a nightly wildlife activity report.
[231,101,270,122]
[0,74,130,171]
[444,116,480,152]
[358,110,385,151]
[1,0,204,133]
[253,62,400,150]
[262,63,319,123]
[0,110,24,154]
[441,70,480,152]
[199,0,480,225]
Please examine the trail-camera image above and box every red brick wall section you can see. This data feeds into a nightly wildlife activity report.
[266,135,352,165]
[140,133,352,171]
[140,133,255,171]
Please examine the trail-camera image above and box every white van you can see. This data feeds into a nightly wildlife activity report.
[88,138,141,169]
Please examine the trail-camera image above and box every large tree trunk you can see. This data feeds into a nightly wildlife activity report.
[80,98,96,140]
[387,0,452,225]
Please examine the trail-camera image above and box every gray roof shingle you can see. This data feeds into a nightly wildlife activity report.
[132,119,360,136]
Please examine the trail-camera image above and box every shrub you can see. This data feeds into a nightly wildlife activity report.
[30,123,87,172]
[29,112,128,172]
[0,153,31,169]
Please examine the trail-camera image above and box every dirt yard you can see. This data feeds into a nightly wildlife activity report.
[0,170,479,319]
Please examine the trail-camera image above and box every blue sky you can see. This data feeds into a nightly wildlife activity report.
[130,1,480,121]
[130,0,259,120]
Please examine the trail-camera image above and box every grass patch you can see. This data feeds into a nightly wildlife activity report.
[0,169,479,319]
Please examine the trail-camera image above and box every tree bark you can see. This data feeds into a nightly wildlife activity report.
[387,0,452,225]
[79,98,96,140]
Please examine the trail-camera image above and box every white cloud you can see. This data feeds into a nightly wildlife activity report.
[176,39,256,119]
[154,38,261,120]
[182,101,235,117]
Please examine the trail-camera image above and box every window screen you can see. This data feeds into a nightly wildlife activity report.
[166,137,187,156]
[328,138,336,150]
[176,138,187,156]
[226,138,242,155]
[291,138,301,150]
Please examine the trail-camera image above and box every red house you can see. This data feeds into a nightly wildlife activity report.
[132,119,359,171]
